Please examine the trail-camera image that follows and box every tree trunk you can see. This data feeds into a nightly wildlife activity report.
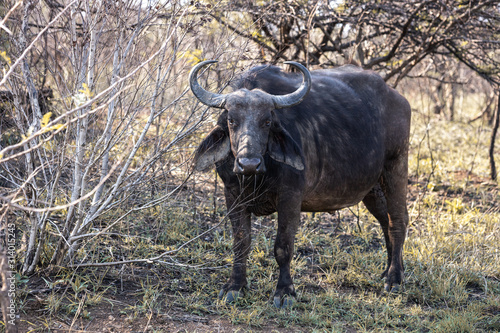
[490,91,499,181]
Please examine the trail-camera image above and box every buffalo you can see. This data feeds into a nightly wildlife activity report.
[190,60,411,307]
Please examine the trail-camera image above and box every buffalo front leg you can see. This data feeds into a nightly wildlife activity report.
[273,197,301,308]
[219,192,252,303]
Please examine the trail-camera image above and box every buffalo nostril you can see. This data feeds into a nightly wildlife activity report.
[238,157,261,168]
[237,157,262,174]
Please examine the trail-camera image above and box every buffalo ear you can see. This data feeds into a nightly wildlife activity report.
[193,117,231,171]
[267,121,304,171]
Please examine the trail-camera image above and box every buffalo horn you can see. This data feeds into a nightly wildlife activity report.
[189,60,227,109]
[271,61,312,109]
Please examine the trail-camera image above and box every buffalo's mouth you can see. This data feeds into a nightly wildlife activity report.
[234,156,266,175]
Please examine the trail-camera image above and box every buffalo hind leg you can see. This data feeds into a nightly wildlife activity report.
[363,156,408,291]
[362,183,392,278]
[219,192,252,303]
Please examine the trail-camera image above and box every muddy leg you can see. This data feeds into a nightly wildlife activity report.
[218,191,252,302]
[364,154,408,292]
[362,183,392,277]
[381,154,409,291]
[273,196,301,308]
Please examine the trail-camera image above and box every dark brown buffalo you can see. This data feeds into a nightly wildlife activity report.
[190,60,411,307]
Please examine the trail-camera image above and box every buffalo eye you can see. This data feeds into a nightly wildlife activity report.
[228,118,236,127]
[264,119,271,127]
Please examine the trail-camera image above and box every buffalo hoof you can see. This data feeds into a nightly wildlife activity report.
[218,289,240,303]
[273,295,294,308]
[382,266,403,293]
[384,283,401,293]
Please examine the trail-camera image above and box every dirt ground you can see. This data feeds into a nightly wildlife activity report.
[18,286,308,332]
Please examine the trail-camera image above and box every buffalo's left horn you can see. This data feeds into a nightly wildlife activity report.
[271,61,312,109]
[189,60,227,109]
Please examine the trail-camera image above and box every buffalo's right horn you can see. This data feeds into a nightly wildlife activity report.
[189,60,227,109]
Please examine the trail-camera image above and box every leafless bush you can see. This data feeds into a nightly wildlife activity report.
[0,0,253,278]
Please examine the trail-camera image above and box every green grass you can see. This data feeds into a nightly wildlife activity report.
[14,98,500,332]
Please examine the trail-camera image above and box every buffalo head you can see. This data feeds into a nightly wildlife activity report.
[191,60,311,175]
